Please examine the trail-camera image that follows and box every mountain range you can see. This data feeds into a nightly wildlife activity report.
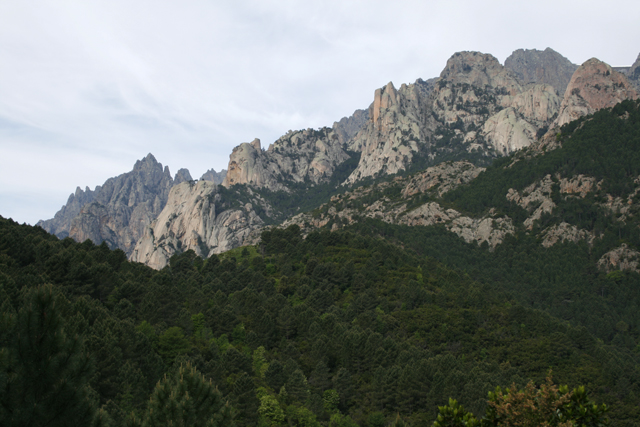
[4,46,640,426]
[38,47,640,270]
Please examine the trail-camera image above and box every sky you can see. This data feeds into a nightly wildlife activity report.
[1,0,639,225]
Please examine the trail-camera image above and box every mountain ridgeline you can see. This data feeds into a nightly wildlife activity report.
[3,47,640,426]
[39,48,639,270]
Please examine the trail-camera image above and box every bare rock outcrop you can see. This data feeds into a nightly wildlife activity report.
[541,222,594,248]
[553,58,639,128]
[39,154,178,255]
[344,79,434,184]
[286,161,512,249]
[402,161,484,198]
[200,168,227,185]
[423,52,561,160]
[628,53,640,91]
[430,52,523,141]
[598,244,640,273]
[509,84,562,127]
[223,128,351,191]
[333,109,369,145]
[131,181,265,269]
[173,168,193,185]
[504,48,578,96]
[37,186,96,239]
[482,108,538,155]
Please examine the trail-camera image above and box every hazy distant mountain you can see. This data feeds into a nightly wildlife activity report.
[504,47,578,96]
[200,168,227,185]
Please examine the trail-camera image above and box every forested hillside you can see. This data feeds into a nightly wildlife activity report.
[0,215,637,426]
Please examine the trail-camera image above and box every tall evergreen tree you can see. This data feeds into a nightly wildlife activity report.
[0,284,108,427]
[141,362,234,427]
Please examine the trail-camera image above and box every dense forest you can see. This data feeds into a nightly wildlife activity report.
[3,101,640,426]
[0,217,634,426]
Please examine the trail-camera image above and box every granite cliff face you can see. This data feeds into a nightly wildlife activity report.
[222,128,351,191]
[130,181,266,269]
[38,186,96,239]
[200,168,227,185]
[432,52,565,157]
[553,58,639,128]
[344,51,566,184]
[39,48,640,270]
[343,79,435,184]
[504,48,578,96]
[333,109,369,145]
[38,154,184,255]
[628,53,640,91]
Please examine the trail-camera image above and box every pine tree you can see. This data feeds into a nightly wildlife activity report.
[0,284,108,427]
[142,362,234,427]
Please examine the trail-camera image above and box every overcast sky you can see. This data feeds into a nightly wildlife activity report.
[1,0,639,225]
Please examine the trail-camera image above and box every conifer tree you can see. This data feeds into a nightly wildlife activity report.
[0,284,108,427]
[142,362,234,427]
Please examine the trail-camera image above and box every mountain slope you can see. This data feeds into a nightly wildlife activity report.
[38,49,640,267]
[38,154,183,255]
[2,216,638,425]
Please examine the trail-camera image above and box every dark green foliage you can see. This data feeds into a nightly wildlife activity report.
[253,151,362,224]
[140,363,233,427]
[0,284,108,427]
[434,374,609,427]
[445,99,640,217]
[1,94,638,427]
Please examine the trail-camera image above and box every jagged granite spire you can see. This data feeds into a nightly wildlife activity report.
[38,153,178,255]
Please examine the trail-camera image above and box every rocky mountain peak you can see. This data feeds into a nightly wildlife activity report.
[332,109,369,145]
[133,153,159,171]
[440,51,521,95]
[223,128,350,191]
[38,154,180,255]
[174,168,193,185]
[552,58,639,128]
[130,180,266,269]
[343,78,434,184]
[504,48,578,96]
[372,82,399,124]
[222,140,268,188]
[200,168,227,185]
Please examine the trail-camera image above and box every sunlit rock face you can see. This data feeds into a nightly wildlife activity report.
[344,79,434,184]
[131,181,264,270]
[222,129,351,191]
[553,58,639,128]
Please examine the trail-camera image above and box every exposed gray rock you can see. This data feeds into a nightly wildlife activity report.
[284,161,513,249]
[37,186,96,239]
[200,168,227,185]
[402,161,483,198]
[541,222,594,248]
[333,109,370,145]
[598,244,640,273]
[39,153,176,255]
[173,168,193,185]
[628,53,640,91]
[343,78,435,184]
[552,58,639,129]
[222,128,351,191]
[130,180,266,269]
[504,48,578,96]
